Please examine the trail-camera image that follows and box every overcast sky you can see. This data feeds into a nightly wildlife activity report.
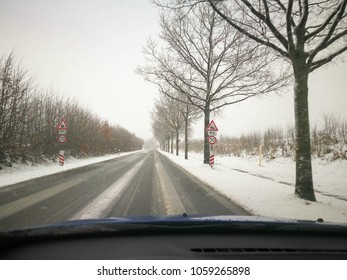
[1,0,346,141]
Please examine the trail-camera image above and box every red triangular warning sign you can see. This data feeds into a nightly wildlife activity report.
[57,118,68,130]
[206,120,218,131]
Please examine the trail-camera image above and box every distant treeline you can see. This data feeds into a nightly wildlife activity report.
[0,53,143,165]
[188,113,347,161]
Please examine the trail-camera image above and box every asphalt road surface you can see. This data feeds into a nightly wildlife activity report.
[0,150,249,231]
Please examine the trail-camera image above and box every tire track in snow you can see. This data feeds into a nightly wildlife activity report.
[70,155,148,220]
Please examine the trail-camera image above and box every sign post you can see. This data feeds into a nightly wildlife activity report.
[57,118,68,166]
[206,120,218,169]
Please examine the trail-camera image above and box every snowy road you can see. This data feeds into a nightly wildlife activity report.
[0,150,248,230]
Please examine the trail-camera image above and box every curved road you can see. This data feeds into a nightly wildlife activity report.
[0,150,249,230]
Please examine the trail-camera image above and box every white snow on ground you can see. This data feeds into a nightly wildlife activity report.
[1,149,346,224]
[0,151,140,188]
[159,150,347,224]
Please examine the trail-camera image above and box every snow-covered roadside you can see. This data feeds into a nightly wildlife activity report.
[215,154,347,200]
[0,151,141,188]
[159,150,347,224]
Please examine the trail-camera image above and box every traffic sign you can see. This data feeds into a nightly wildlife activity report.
[58,135,67,143]
[206,120,218,132]
[208,135,217,145]
[58,130,67,135]
[57,118,68,130]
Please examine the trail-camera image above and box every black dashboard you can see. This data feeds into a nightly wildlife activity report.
[1,216,347,260]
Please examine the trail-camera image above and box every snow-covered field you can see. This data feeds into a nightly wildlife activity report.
[1,149,346,224]
[159,151,347,224]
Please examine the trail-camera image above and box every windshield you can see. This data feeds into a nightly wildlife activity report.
[0,0,347,233]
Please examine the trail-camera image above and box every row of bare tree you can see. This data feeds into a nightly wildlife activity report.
[188,114,347,160]
[0,53,143,165]
[138,3,289,162]
[150,93,200,159]
[139,0,347,201]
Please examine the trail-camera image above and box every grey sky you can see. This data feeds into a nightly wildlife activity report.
[1,0,346,141]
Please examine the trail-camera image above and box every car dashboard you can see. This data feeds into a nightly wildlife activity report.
[1,216,347,260]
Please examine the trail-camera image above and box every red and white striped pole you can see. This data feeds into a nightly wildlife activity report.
[209,153,214,168]
[209,143,214,169]
[59,150,65,166]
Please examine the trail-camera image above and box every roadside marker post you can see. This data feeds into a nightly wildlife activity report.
[206,120,218,169]
[209,153,214,168]
[57,118,68,166]
[59,151,65,166]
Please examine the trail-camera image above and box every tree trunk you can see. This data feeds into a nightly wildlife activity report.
[293,61,316,201]
[203,109,210,164]
[175,129,179,156]
[184,116,188,160]
[170,134,174,154]
[166,136,170,152]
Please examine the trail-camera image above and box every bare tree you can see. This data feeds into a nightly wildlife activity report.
[202,0,347,201]
[153,94,185,155]
[139,3,290,164]
[0,53,33,163]
[178,97,201,159]
[151,103,175,152]
[0,52,144,164]
[155,0,347,200]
